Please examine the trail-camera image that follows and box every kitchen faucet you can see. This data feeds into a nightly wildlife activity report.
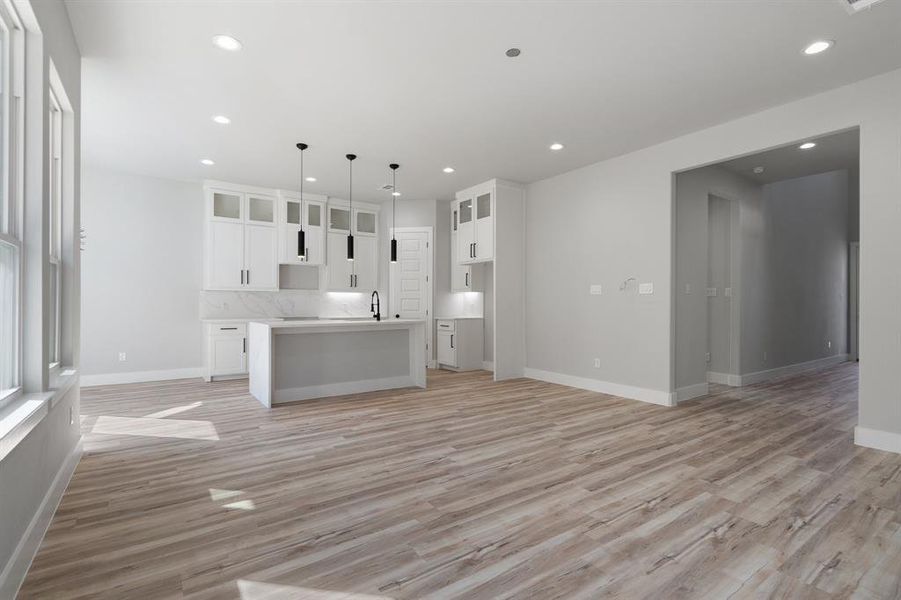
[371,291,381,321]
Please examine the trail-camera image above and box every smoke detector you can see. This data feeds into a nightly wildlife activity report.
[837,0,886,14]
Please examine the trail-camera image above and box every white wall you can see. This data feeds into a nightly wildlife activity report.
[525,67,901,447]
[81,168,204,376]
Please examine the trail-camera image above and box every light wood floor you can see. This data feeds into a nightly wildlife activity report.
[18,363,901,599]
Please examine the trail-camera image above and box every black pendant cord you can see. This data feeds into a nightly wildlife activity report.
[296,143,308,259]
[389,163,399,263]
[346,154,356,262]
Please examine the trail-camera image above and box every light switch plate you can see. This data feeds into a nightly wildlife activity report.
[639,282,653,295]
[706,287,717,297]
[724,287,733,297]
[590,284,603,295]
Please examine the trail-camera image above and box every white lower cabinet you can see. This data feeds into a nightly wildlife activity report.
[204,321,248,381]
[436,318,483,371]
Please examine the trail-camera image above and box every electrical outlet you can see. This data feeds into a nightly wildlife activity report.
[706,287,717,297]
[724,287,732,298]
[705,352,711,363]
[827,340,832,349]
[638,282,654,295]
[590,284,603,295]
[593,358,601,369]
[118,352,127,362]
[684,283,691,294]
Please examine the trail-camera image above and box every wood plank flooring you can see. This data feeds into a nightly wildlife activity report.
[17,363,901,599]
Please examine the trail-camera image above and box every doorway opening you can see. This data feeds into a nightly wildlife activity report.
[673,127,860,401]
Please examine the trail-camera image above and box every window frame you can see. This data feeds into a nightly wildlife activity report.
[0,0,23,408]
[47,82,62,370]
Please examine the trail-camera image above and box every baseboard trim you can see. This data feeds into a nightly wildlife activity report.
[482,361,494,372]
[855,426,901,455]
[524,368,674,407]
[707,371,741,386]
[80,367,204,387]
[738,354,849,386]
[676,382,709,403]
[273,375,416,404]
[0,439,82,599]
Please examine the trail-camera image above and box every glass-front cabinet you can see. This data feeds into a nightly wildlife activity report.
[278,190,326,266]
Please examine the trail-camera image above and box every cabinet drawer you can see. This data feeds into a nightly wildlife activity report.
[437,319,455,333]
[210,323,247,337]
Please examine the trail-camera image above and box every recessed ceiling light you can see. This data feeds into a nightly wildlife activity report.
[443,167,455,173]
[212,35,242,52]
[212,115,231,125]
[549,143,564,151]
[200,158,215,166]
[753,166,765,174]
[505,48,521,58]
[803,40,833,55]
[799,142,817,150]
[305,176,317,182]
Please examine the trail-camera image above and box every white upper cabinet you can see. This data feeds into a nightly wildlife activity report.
[454,182,494,265]
[278,190,326,266]
[451,205,472,291]
[204,184,279,291]
[325,199,380,291]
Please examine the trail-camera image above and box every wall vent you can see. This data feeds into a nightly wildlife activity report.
[838,0,886,14]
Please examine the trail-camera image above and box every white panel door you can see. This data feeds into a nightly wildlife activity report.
[207,221,244,289]
[391,232,429,318]
[244,224,278,290]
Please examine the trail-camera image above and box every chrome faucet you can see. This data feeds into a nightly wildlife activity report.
[371,291,381,321]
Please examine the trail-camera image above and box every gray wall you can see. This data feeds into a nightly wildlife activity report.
[524,67,901,441]
[741,170,849,374]
[674,165,757,389]
[81,168,204,376]
[0,0,82,590]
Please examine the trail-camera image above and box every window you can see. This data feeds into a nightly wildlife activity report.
[0,2,22,405]
[48,89,62,367]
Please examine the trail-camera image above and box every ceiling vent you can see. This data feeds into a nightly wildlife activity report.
[378,183,395,192]
[838,0,886,14]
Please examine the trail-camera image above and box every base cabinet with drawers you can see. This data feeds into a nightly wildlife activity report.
[204,321,249,381]
[436,318,483,371]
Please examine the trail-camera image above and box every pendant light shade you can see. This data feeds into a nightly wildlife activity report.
[346,154,356,262]
[296,142,308,259]
[390,163,399,263]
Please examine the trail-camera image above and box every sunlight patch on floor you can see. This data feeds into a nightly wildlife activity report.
[91,415,220,441]
[145,401,203,419]
[237,580,394,600]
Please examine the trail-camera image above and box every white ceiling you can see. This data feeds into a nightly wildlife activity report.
[66,0,901,203]
[718,128,859,185]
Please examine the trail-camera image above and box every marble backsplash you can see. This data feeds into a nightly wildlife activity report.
[200,290,373,320]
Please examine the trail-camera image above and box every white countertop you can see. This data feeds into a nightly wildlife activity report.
[250,318,426,330]
[435,316,484,320]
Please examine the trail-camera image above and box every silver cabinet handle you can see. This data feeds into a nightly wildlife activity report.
[450,334,454,349]
[473,242,477,258]
[465,272,469,288]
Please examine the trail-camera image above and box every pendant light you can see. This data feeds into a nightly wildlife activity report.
[346,154,356,261]
[295,143,308,259]
[389,163,399,262]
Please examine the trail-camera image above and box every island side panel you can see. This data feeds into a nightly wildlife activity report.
[248,322,273,408]
[410,321,427,388]
[271,328,414,404]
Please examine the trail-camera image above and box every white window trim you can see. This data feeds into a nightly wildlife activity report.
[0,0,23,409]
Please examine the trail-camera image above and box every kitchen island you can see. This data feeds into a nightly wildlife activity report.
[247,318,427,407]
